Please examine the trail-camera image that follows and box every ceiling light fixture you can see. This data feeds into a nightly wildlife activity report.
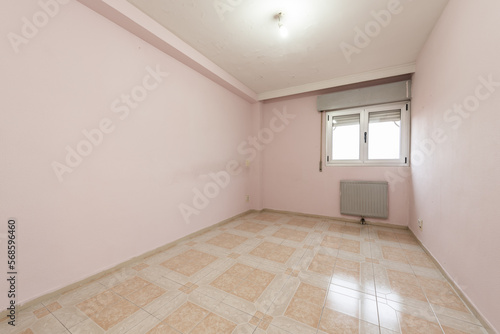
[277,12,288,38]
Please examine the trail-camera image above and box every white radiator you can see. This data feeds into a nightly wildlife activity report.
[340,181,388,219]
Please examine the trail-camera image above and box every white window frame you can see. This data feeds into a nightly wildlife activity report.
[325,102,410,167]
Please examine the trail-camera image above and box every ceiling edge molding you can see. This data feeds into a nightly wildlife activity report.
[257,63,417,101]
[76,0,258,103]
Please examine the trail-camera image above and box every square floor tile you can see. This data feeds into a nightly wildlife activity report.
[112,277,150,297]
[161,249,218,277]
[399,313,442,334]
[294,283,327,306]
[308,253,337,276]
[127,284,166,307]
[234,221,267,233]
[321,235,342,249]
[328,224,361,236]
[83,297,139,330]
[163,302,210,333]
[210,264,275,302]
[253,213,281,222]
[250,241,296,264]
[206,233,248,249]
[287,218,317,229]
[284,296,322,329]
[319,308,360,333]
[273,228,308,242]
[190,312,237,334]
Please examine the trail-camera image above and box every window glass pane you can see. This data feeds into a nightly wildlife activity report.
[331,114,360,160]
[368,110,401,159]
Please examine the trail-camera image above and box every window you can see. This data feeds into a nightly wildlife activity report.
[325,102,410,166]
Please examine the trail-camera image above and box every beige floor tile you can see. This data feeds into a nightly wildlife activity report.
[320,235,342,249]
[234,221,268,233]
[210,271,241,292]
[377,231,400,242]
[233,282,265,302]
[308,252,337,276]
[437,313,488,334]
[325,285,379,326]
[319,308,359,333]
[89,298,140,330]
[286,218,318,229]
[69,318,106,334]
[51,305,89,329]
[151,293,188,320]
[18,329,35,334]
[29,313,69,334]
[250,241,296,264]
[340,238,361,254]
[284,296,322,329]
[163,301,210,333]
[272,315,318,334]
[226,263,255,279]
[76,290,123,317]
[213,301,254,325]
[273,228,308,242]
[112,276,151,297]
[190,312,237,334]
[206,232,248,249]
[161,249,218,277]
[294,282,327,306]
[405,249,435,269]
[399,313,442,334]
[377,299,437,332]
[127,284,166,307]
[245,268,276,287]
[418,276,469,313]
[382,245,409,263]
[253,213,282,222]
[132,263,150,271]
[33,307,50,319]
[106,309,150,334]
[328,224,361,237]
[147,321,181,333]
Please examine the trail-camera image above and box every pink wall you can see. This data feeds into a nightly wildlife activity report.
[0,1,253,308]
[261,95,410,226]
[410,0,500,331]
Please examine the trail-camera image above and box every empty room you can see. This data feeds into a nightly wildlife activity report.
[1,0,499,333]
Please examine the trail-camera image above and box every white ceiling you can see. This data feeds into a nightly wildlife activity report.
[123,0,449,99]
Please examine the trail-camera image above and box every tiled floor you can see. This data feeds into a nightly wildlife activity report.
[1,212,489,333]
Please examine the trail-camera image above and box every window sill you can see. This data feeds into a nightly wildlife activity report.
[325,162,409,168]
